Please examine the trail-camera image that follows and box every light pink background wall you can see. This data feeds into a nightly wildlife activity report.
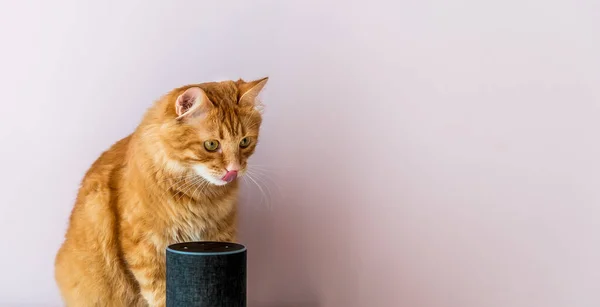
[1,0,599,306]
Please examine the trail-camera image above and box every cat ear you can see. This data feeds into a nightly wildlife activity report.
[175,87,210,119]
[238,77,268,108]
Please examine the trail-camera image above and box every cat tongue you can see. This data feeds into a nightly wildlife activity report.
[222,170,238,183]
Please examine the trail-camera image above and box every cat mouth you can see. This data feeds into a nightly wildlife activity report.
[222,170,238,183]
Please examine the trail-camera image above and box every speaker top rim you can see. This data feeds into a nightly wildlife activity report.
[167,241,246,256]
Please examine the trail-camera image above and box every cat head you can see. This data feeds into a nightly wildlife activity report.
[153,77,268,186]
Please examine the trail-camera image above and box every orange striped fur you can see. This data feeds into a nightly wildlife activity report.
[54,77,268,307]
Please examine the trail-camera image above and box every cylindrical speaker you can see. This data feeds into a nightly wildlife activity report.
[166,241,247,307]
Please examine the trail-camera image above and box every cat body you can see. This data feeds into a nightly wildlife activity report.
[55,78,268,307]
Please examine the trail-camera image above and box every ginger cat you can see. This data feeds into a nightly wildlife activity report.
[54,77,268,307]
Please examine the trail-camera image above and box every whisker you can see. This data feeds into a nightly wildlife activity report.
[164,173,197,188]
[247,165,283,187]
[154,173,198,200]
[241,176,260,207]
[245,172,272,210]
[249,170,278,203]
[176,177,204,203]
[247,164,293,173]
[189,177,210,201]
[246,169,283,202]
[195,180,212,200]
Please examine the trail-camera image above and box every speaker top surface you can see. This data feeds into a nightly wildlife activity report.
[167,241,246,255]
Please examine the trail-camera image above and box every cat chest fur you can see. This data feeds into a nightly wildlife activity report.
[164,197,236,246]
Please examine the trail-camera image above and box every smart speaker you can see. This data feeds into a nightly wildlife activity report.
[166,241,247,307]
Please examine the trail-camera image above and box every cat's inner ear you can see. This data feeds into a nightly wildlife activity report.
[175,87,210,119]
[238,77,268,108]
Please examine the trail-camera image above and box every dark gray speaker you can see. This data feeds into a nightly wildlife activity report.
[166,241,247,307]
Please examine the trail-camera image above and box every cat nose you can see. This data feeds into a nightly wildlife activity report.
[222,163,240,183]
[226,163,240,172]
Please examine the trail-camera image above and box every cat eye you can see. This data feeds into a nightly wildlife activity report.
[239,137,251,148]
[204,140,220,152]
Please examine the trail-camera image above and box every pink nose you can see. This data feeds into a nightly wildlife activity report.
[222,170,238,183]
